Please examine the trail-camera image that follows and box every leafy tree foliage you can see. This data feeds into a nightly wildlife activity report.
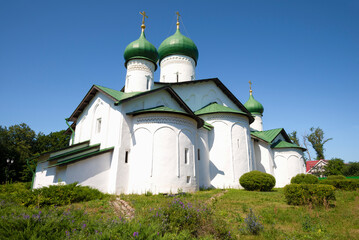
[289,131,300,146]
[343,162,359,176]
[325,158,345,176]
[306,127,332,160]
[0,123,70,183]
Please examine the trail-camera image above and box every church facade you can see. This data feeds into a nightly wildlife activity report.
[33,14,306,194]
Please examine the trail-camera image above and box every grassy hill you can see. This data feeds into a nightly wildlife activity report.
[0,183,358,239]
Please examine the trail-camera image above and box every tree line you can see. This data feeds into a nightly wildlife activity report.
[289,127,358,176]
[0,123,70,183]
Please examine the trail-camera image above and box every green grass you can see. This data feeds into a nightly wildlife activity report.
[1,183,358,239]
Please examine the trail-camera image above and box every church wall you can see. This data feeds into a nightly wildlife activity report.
[273,148,306,187]
[159,55,196,83]
[202,113,252,189]
[125,113,198,194]
[33,161,56,189]
[169,81,242,112]
[73,92,121,149]
[196,129,211,189]
[65,151,113,193]
[125,59,155,92]
[253,141,274,175]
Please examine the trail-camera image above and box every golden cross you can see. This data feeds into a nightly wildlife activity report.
[176,11,180,29]
[139,11,148,25]
[249,81,253,95]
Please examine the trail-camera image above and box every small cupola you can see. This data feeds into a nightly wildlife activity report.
[244,81,264,131]
[158,12,198,83]
[124,11,158,93]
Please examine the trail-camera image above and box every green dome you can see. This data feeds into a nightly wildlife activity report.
[124,31,158,68]
[158,29,199,65]
[244,94,264,116]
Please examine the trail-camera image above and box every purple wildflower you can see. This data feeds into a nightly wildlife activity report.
[133,232,139,237]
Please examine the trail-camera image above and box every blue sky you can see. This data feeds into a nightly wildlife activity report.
[1,0,358,162]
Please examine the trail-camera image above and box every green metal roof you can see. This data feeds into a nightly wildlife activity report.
[244,94,264,116]
[124,31,158,68]
[250,128,284,143]
[271,140,306,151]
[47,147,114,168]
[158,29,199,64]
[194,102,248,116]
[95,85,142,102]
[127,105,188,116]
[203,121,214,131]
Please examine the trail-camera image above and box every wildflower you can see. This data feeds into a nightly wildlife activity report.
[82,223,86,229]
[133,232,139,237]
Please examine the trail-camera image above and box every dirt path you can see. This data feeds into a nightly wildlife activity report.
[110,197,135,220]
[206,189,228,204]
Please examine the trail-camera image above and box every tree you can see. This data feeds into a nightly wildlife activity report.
[325,158,345,176]
[35,130,70,154]
[342,162,359,176]
[0,123,70,183]
[289,131,300,146]
[306,127,332,160]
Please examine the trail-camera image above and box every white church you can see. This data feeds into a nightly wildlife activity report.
[33,13,306,194]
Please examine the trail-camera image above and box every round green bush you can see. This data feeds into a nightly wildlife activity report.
[291,173,319,184]
[239,171,276,191]
[327,175,346,180]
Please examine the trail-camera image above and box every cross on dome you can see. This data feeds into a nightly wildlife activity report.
[176,11,181,29]
[249,80,253,95]
[140,11,148,31]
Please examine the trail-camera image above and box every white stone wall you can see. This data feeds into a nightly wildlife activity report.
[33,151,113,193]
[250,114,263,131]
[273,148,306,187]
[159,55,195,83]
[124,113,198,194]
[125,59,155,92]
[196,129,211,189]
[73,92,122,149]
[168,81,242,112]
[202,113,253,189]
[253,140,274,175]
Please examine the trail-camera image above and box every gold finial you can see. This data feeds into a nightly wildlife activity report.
[139,11,148,32]
[176,11,180,29]
[249,80,253,95]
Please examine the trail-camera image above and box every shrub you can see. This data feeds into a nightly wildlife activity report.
[291,174,319,184]
[283,184,335,206]
[0,182,107,208]
[319,179,358,191]
[327,175,346,180]
[239,171,276,191]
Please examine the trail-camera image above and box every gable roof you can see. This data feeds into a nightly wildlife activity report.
[251,128,306,151]
[68,85,203,129]
[306,159,328,172]
[127,105,204,128]
[251,128,291,143]
[271,140,306,151]
[68,85,142,121]
[194,102,249,117]
[155,78,254,124]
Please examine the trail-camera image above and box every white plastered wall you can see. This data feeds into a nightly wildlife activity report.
[72,92,122,150]
[159,55,196,83]
[202,113,253,189]
[125,59,155,92]
[167,81,242,112]
[124,113,198,194]
[252,140,274,175]
[273,148,306,187]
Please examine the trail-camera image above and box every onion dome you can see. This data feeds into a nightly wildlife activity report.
[244,81,264,115]
[158,15,198,65]
[124,31,158,68]
[124,12,158,68]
